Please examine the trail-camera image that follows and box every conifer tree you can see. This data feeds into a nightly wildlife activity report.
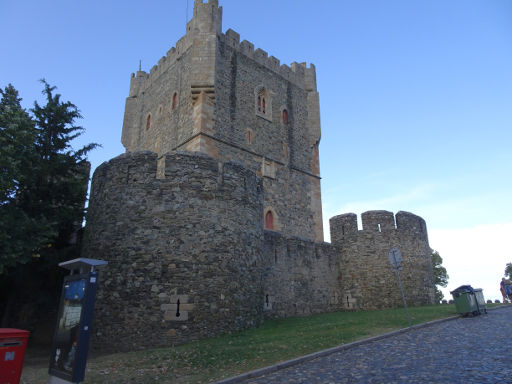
[432,250,449,303]
[0,84,54,273]
[0,81,98,326]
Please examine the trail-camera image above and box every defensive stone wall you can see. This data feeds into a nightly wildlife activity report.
[120,0,323,242]
[262,232,342,318]
[83,0,437,353]
[330,210,435,310]
[222,29,317,90]
[82,151,264,351]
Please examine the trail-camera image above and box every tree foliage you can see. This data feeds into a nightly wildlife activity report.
[505,263,512,279]
[0,85,36,204]
[432,250,449,303]
[0,81,98,275]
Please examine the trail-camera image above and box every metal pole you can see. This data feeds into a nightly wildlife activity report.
[395,268,411,327]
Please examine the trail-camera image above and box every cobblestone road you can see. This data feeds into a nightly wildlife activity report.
[243,307,512,384]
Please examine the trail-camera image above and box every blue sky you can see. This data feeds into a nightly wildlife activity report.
[2,0,511,301]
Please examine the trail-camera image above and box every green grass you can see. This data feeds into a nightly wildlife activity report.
[22,304,493,384]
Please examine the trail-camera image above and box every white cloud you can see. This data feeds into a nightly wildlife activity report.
[322,201,512,303]
[430,223,512,302]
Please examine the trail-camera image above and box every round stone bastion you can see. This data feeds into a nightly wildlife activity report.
[82,151,264,351]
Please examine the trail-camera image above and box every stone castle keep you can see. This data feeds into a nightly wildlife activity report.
[82,0,435,351]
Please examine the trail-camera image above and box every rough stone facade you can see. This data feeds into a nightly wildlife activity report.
[330,211,435,310]
[262,232,342,318]
[83,151,265,350]
[121,0,323,242]
[82,0,435,351]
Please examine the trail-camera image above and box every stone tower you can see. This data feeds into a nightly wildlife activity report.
[330,211,435,310]
[82,1,435,352]
[121,0,323,242]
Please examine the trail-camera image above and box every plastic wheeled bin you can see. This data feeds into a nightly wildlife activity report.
[473,288,487,314]
[0,328,30,384]
[450,285,484,316]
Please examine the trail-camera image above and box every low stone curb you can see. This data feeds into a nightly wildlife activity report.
[213,305,509,384]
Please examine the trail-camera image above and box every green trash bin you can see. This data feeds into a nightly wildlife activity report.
[473,288,487,314]
[450,285,482,316]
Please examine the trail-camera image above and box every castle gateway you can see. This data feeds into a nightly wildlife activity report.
[83,0,435,351]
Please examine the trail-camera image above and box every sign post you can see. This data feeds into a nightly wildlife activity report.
[48,258,107,384]
[388,247,411,327]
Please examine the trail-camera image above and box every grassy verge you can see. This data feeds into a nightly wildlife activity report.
[22,304,492,384]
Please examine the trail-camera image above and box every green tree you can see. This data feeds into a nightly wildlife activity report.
[505,263,512,279]
[0,84,35,203]
[0,84,55,274]
[432,250,449,303]
[0,81,97,326]
[25,80,97,259]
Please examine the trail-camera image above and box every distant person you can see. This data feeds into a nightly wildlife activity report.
[506,279,512,302]
[500,278,509,303]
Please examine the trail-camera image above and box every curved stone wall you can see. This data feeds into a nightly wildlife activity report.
[330,210,435,310]
[82,151,264,351]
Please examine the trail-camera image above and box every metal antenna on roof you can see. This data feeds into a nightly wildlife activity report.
[139,60,142,72]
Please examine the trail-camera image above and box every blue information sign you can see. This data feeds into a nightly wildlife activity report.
[49,272,98,383]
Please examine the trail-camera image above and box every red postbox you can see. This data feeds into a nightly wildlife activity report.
[0,329,30,384]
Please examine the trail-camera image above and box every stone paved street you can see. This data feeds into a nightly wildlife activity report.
[243,307,512,384]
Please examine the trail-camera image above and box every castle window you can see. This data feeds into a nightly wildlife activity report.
[282,109,288,125]
[146,114,151,130]
[255,87,272,121]
[172,92,178,110]
[265,210,274,230]
[257,95,267,113]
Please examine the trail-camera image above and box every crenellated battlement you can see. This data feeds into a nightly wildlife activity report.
[92,150,261,199]
[85,0,436,351]
[362,210,397,232]
[128,33,194,96]
[128,0,221,94]
[330,210,429,245]
[223,28,317,89]
[128,12,317,97]
[330,210,434,310]
[85,147,265,350]
[395,210,429,242]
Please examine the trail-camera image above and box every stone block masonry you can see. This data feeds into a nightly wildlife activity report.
[330,211,435,310]
[83,151,265,351]
[82,150,349,351]
[262,232,343,318]
[83,150,435,351]
[121,0,323,242]
[82,0,436,352]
